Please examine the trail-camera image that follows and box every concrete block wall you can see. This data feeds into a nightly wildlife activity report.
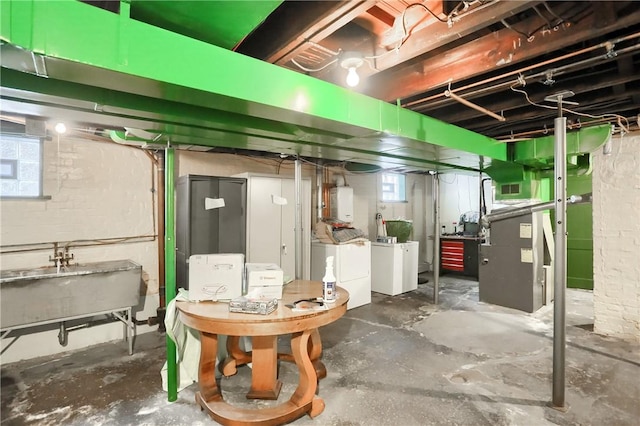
[592,131,640,342]
[1,136,159,362]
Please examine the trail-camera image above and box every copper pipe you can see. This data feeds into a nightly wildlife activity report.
[405,31,640,109]
[444,90,506,122]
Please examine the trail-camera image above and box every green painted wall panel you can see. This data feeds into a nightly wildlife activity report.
[566,173,593,290]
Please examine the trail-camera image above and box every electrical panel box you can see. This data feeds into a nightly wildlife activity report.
[330,186,354,223]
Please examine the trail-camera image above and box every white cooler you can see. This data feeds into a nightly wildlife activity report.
[188,253,244,301]
[245,263,284,299]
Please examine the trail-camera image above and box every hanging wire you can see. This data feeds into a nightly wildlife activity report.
[510,84,557,110]
[510,84,631,132]
[289,1,483,74]
[290,57,339,73]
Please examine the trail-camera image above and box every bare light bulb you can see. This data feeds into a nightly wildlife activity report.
[346,67,360,87]
[54,122,67,134]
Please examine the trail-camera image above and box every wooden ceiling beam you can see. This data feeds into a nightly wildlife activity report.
[368,2,638,102]
[371,0,543,70]
[236,1,373,62]
[266,1,376,65]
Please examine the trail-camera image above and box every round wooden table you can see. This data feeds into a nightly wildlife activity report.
[176,280,349,426]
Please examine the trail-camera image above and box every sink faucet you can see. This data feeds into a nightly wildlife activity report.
[62,246,74,267]
[49,243,63,267]
[49,243,74,268]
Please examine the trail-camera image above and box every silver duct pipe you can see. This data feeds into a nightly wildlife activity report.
[294,158,303,280]
[485,193,591,223]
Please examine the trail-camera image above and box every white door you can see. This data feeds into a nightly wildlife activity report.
[247,177,282,266]
[402,241,419,293]
[280,178,296,280]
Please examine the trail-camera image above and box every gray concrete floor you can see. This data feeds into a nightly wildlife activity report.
[2,274,639,425]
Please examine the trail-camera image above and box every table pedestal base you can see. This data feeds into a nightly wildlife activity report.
[199,329,324,425]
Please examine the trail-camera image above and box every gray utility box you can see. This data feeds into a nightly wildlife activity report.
[176,175,247,290]
[479,212,546,313]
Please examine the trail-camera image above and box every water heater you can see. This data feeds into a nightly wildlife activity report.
[330,186,353,222]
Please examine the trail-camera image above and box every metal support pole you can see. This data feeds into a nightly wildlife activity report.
[552,98,568,410]
[433,173,440,304]
[478,171,483,235]
[164,147,178,402]
[294,158,303,280]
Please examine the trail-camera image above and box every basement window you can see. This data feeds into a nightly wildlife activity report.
[0,134,44,198]
[381,173,407,202]
[501,183,520,195]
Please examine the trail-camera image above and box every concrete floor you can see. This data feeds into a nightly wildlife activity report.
[2,274,639,426]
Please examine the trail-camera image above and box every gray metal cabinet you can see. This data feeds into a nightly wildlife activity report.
[479,212,545,313]
[175,175,247,289]
[234,173,311,281]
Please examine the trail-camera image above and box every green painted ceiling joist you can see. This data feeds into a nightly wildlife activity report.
[0,0,505,173]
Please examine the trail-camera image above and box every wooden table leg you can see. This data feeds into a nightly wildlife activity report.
[219,335,252,377]
[308,328,326,380]
[290,329,323,418]
[197,331,222,404]
[246,335,282,400]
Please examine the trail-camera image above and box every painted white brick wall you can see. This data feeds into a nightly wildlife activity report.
[592,131,640,342]
[1,136,159,362]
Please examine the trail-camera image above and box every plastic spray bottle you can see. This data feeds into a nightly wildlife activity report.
[322,256,336,302]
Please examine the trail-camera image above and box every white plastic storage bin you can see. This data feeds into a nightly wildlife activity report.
[188,253,244,301]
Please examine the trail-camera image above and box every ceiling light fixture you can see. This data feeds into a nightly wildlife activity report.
[54,122,67,134]
[340,52,364,87]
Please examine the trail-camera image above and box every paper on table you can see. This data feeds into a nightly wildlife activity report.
[289,300,327,312]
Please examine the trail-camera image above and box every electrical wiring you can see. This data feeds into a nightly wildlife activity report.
[510,83,631,132]
[291,1,491,75]
[290,57,339,73]
[510,84,557,110]
[563,109,630,134]
[395,3,448,50]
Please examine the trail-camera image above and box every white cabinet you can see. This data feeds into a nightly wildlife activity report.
[234,173,311,281]
[311,241,371,310]
[371,241,419,296]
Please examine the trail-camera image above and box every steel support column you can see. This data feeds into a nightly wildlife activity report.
[552,112,568,410]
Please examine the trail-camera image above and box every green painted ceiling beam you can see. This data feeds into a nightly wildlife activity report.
[0,0,505,173]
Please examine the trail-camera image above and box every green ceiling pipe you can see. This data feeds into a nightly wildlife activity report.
[164,147,177,402]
